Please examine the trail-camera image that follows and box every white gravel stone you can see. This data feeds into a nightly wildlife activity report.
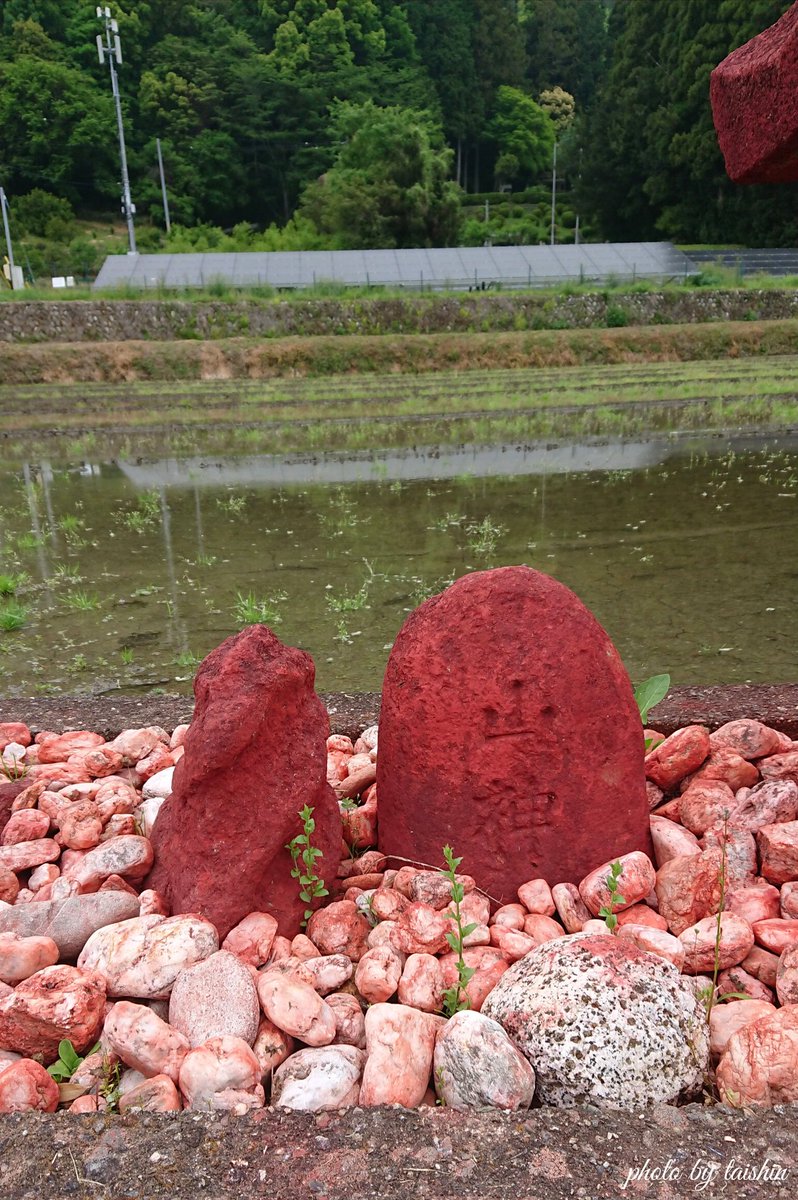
[271,1045,365,1111]
[482,932,708,1107]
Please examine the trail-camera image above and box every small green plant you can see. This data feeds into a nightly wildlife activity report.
[441,845,477,1017]
[46,1039,100,1083]
[66,652,89,673]
[0,573,22,596]
[216,492,247,515]
[119,490,161,533]
[63,590,100,611]
[702,810,731,1022]
[465,516,506,556]
[233,590,286,626]
[0,754,28,781]
[119,646,134,665]
[634,673,670,725]
[286,805,329,928]
[598,860,626,933]
[326,579,370,613]
[174,650,201,670]
[0,602,27,632]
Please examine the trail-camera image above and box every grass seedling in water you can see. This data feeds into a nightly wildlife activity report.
[598,860,626,933]
[286,804,329,929]
[441,844,477,1017]
[0,602,27,632]
[465,516,506,556]
[63,590,100,612]
[233,590,286,626]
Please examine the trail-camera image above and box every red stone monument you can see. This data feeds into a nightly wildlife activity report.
[377,566,653,904]
[711,2,798,184]
[147,626,340,939]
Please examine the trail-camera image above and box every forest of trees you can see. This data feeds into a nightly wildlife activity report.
[0,0,796,260]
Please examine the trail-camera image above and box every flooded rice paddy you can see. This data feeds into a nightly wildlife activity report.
[0,433,796,696]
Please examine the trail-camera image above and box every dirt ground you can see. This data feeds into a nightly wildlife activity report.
[1,1101,797,1200]
[2,683,797,741]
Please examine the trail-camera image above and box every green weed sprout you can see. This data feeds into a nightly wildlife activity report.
[286,804,329,929]
[598,860,626,933]
[441,844,477,1017]
[634,673,670,725]
[46,1039,100,1083]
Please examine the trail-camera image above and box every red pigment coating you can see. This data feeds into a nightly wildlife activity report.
[146,625,340,939]
[711,2,798,184]
[377,565,652,904]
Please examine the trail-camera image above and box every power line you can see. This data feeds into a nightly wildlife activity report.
[96,5,137,254]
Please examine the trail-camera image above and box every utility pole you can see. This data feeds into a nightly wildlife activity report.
[156,138,171,234]
[550,140,557,246]
[0,187,18,287]
[96,6,136,254]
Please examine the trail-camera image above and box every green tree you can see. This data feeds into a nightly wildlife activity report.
[521,0,609,104]
[0,55,116,204]
[488,86,555,185]
[578,0,798,244]
[299,100,462,248]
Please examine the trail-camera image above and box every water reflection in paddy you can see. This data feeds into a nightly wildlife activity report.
[0,433,796,696]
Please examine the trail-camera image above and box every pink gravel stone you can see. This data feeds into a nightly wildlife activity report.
[272,1044,365,1111]
[717,966,774,1004]
[517,878,555,916]
[757,820,798,884]
[645,725,710,791]
[370,888,409,922]
[390,902,450,956]
[354,945,403,1003]
[0,933,59,985]
[716,1005,798,1107]
[752,917,798,955]
[491,904,527,930]
[489,926,538,962]
[616,924,685,969]
[118,1074,182,1112]
[678,913,755,974]
[1,810,50,846]
[742,945,780,988]
[221,912,278,967]
[299,954,353,996]
[37,732,104,764]
[103,1001,190,1081]
[686,748,759,793]
[59,804,103,851]
[0,869,20,905]
[168,950,260,1048]
[0,964,106,1058]
[615,904,668,931]
[701,827,757,890]
[359,1003,437,1107]
[776,943,798,1006]
[78,914,219,1000]
[397,953,445,1013]
[438,946,510,1012]
[781,881,798,919]
[0,1058,59,1113]
[578,851,656,917]
[731,780,798,833]
[252,1016,294,1077]
[759,751,798,785]
[551,883,591,933]
[178,1035,264,1112]
[522,913,567,943]
[0,839,60,874]
[709,999,776,1058]
[678,781,736,836]
[306,900,371,962]
[0,724,31,752]
[655,847,724,936]
[434,1008,535,1111]
[64,835,154,892]
[28,865,59,894]
[710,720,784,761]
[325,993,366,1049]
[290,933,320,961]
[256,971,336,1046]
[725,882,781,926]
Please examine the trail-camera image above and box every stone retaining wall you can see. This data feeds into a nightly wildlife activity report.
[2,290,798,343]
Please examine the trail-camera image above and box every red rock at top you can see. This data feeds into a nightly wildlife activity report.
[377,566,651,903]
[710,3,798,184]
[146,626,340,939]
